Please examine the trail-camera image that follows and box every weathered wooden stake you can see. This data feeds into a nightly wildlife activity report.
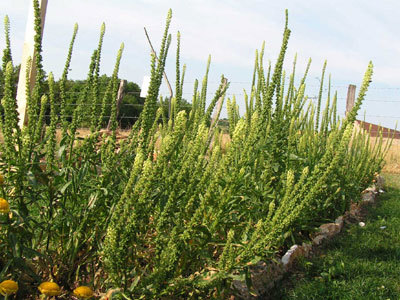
[16,0,48,128]
[346,84,356,116]
[107,79,126,131]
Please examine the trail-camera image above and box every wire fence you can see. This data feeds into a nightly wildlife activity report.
[23,83,400,130]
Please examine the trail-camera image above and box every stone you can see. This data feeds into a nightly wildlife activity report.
[365,186,378,194]
[362,191,375,203]
[376,175,385,190]
[348,203,361,218]
[232,280,254,300]
[281,245,304,267]
[231,280,252,300]
[319,223,340,237]
[230,181,384,299]
[301,242,312,257]
[232,260,285,299]
[335,216,344,230]
[250,260,284,295]
[312,234,326,245]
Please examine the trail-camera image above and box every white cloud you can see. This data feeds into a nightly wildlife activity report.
[1,0,400,128]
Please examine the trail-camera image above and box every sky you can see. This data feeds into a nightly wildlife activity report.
[1,0,399,129]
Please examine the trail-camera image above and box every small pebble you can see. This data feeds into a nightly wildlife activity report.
[380,226,387,229]
[359,222,365,227]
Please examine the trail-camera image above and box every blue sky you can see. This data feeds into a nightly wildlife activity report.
[1,0,399,129]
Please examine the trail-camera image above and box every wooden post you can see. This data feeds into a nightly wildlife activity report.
[346,84,356,116]
[107,79,126,131]
[16,0,48,128]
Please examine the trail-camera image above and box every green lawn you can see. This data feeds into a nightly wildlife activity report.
[268,173,400,300]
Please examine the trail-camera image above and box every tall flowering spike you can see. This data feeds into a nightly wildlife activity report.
[90,22,106,132]
[98,77,113,130]
[32,0,45,99]
[158,9,172,73]
[204,75,229,124]
[300,57,312,88]
[274,69,285,118]
[283,53,297,114]
[243,90,250,121]
[175,31,181,105]
[218,229,235,271]
[70,49,97,136]
[200,55,211,113]
[60,23,79,137]
[260,10,290,124]
[45,72,57,169]
[139,9,173,148]
[329,91,338,127]
[344,61,373,127]
[1,62,20,159]
[180,64,186,94]
[250,49,258,93]
[315,60,327,131]
[34,94,47,143]
[1,16,12,113]
[321,74,332,135]
[107,43,125,133]
[265,60,272,92]
[257,41,266,99]
[25,57,37,142]
[2,15,12,70]
[175,31,185,115]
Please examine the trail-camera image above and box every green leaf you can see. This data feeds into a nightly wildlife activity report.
[60,180,73,194]
[58,145,67,158]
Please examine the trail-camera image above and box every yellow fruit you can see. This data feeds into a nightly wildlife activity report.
[0,280,18,296]
[73,286,94,299]
[0,198,10,214]
[38,281,61,296]
[0,174,4,185]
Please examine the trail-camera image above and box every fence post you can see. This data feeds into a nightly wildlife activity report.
[346,84,356,116]
[16,0,48,128]
[107,79,126,131]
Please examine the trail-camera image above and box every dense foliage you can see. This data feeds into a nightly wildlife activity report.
[0,2,390,299]
[47,75,145,128]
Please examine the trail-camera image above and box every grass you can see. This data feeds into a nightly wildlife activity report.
[267,173,400,300]
[382,144,400,174]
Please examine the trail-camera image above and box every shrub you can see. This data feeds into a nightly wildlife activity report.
[0,2,390,299]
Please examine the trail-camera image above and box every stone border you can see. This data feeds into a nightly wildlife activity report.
[232,175,385,299]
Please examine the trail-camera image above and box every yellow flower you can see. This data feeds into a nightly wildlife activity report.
[0,174,4,185]
[73,286,94,299]
[0,198,10,214]
[38,281,61,296]
[0,280,18,296]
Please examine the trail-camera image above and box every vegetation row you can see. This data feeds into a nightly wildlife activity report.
[0,2,390,299]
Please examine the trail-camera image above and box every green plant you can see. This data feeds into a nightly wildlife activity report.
[0,2,390,299]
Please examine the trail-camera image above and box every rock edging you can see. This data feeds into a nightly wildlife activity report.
[232,175,385,299]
